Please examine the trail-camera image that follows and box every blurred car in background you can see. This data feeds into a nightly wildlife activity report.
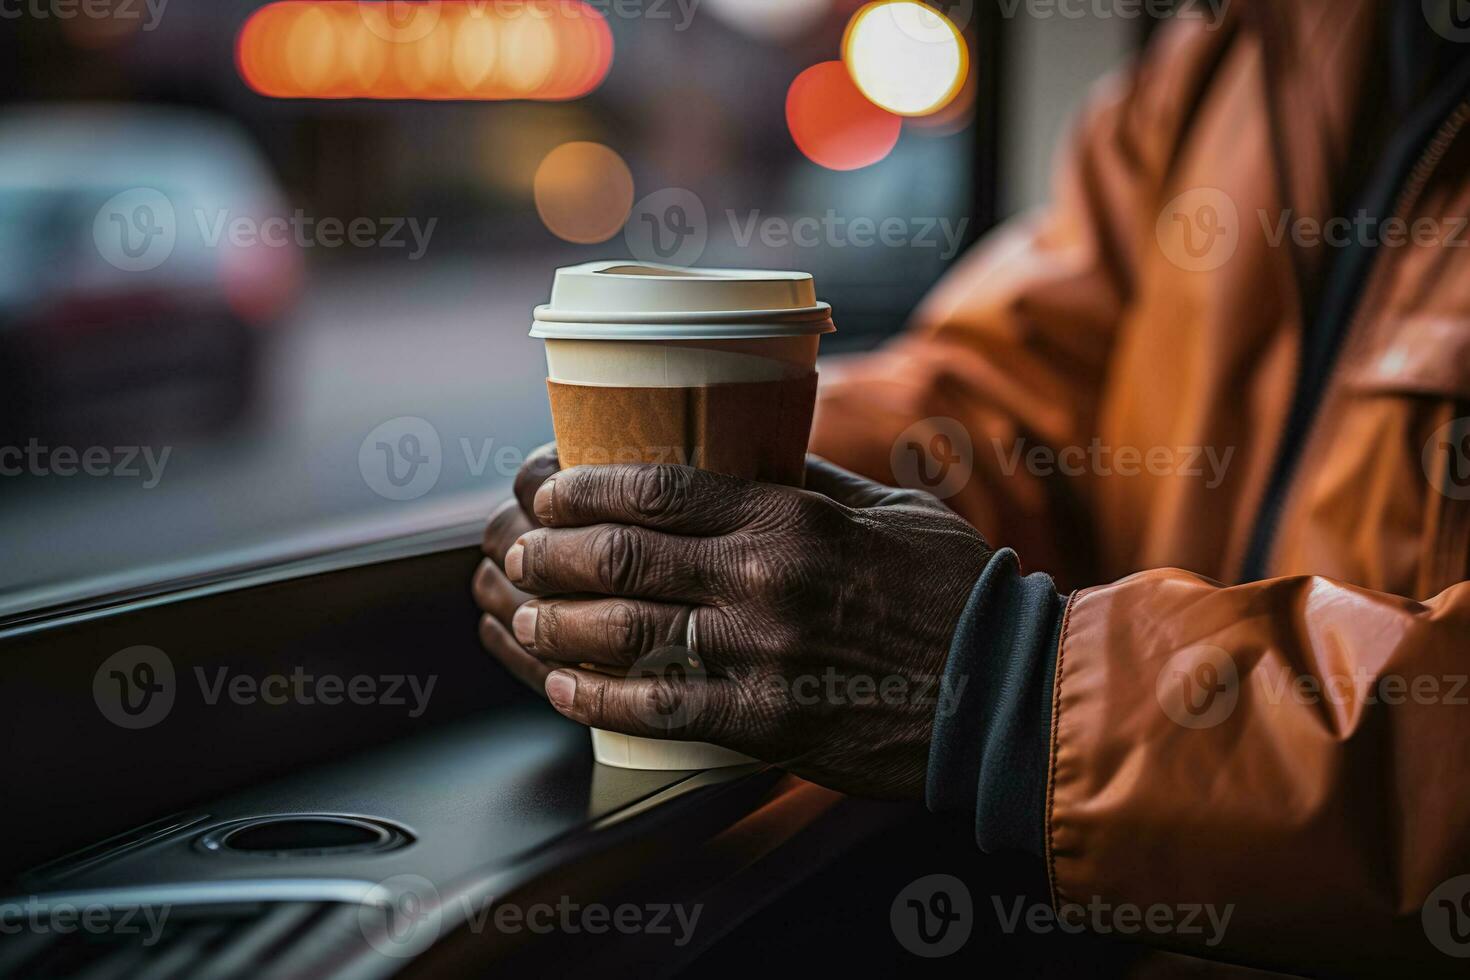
[0,105,302,437]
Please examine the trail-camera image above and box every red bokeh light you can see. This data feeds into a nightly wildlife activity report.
[785,60,901,171]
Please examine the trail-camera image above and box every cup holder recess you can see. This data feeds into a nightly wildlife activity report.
[197,815,412,857]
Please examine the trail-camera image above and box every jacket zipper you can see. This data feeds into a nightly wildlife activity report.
[1240,98,1470,582]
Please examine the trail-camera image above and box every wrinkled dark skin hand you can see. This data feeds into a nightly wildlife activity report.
[472,443,992,799]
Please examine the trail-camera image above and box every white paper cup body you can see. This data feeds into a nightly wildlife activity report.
[589,728,754,771]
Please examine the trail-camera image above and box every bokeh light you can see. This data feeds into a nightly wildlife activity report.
[703,0,831,41]
[786,61,901,171]
[905,56,977,135]
[499,13,558,95]
[842,1,967,116]
[533,142,635,244]
[237,1,612,101]
[452,14,499,91]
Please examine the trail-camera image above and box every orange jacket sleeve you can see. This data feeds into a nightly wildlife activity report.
[813,11,1470,974]
[1051,572,1470,975]
[810,18,1232,591]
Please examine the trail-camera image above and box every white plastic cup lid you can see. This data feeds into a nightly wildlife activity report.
[531,261,837,340]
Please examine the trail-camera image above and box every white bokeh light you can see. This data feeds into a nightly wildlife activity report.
[843,1,967,117]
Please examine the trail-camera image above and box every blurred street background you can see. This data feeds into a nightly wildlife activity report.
[0,0,1159,613]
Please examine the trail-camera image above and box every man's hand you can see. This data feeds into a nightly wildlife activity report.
[473,446,992,798]
[473,443,561,692]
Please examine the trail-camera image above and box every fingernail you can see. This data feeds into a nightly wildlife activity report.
[505,541,524,582]
[533,478,556,524]
[512,604,538,647]
[545,671,576,710]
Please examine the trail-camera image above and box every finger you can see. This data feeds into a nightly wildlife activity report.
[472,557,533,625]
[543,667,739,744]
[506,525,719,603]
[513,598,694,668]
[803,454,939,510]
[532,463,787,535]
[483,498,536,565]
[480,614,551,692]
[514,443,560,526]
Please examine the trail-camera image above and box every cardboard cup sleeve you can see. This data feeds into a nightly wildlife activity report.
[546,373,818,486]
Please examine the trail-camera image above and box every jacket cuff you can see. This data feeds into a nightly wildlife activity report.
[925,548,1066,856]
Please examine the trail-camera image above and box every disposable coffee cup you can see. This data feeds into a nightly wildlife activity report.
[531,260,836,770]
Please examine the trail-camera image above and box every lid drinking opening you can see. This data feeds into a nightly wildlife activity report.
[594,264,708,278]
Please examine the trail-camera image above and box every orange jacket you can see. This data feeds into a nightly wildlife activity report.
[811,1,1470,974]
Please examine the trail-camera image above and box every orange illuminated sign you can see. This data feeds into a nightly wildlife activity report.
[237,1,613,101]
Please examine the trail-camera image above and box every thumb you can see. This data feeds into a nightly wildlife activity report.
[803,454,923,509]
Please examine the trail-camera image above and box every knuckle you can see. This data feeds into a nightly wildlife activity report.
[535,601,560,651]
[738,555,775,593]
[626,465,689,522]
[737,548,804,596]
[606,601,649,659]
[645,671,706,737]
[595,525,644,594]
[589,675,611,725]
[643,681,682,734]
[516,532,541,587]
